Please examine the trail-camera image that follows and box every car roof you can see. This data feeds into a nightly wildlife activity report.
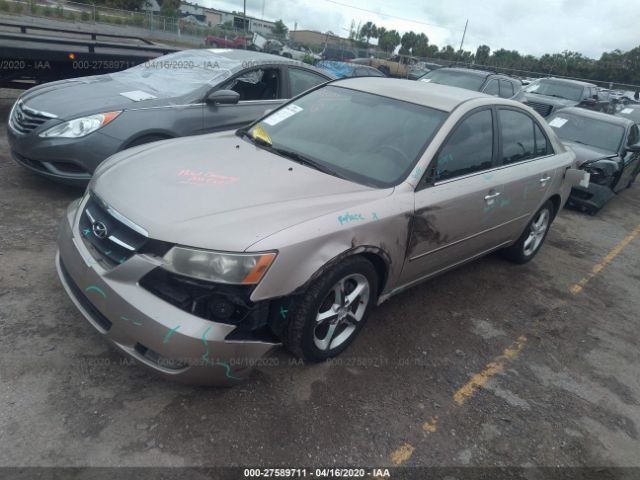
[436,67,492,78]
[331,77,492,111]
[552,107,634,127]
[201,49,335,78]
[538,77,596,87]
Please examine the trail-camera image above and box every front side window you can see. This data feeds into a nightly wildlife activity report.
[433,109,494,182]
[221,68,281,101]
[483,80,499,96]
[288,68,328,97]
[246,86,447,188]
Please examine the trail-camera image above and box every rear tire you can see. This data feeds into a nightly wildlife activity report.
[501,200,554,264]
[284,256,378,362]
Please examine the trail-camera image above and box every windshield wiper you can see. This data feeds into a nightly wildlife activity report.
[237,128,345,179]
[271,147,346,179]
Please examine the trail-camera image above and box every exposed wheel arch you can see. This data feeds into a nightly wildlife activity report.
[293,247,391,301]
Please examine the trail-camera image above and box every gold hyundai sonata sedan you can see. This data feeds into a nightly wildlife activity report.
[56,77,583,385]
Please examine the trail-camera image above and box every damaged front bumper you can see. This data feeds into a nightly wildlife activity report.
[55,199,280,386]
[566,170,615,215]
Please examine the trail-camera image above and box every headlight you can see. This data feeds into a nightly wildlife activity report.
[162,247,276,285]
[39,111,121,138]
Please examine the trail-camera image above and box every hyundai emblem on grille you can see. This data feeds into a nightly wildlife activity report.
[92,221,108,239]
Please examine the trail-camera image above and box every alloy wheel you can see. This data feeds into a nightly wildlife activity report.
[313,273,370,351]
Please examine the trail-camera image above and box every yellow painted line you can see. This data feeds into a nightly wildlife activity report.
[453,335,527,406]
[570,224,640,295]
[422,416,438,433]
[390,442,415,465]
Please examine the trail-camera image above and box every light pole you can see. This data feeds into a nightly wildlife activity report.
[243,0,247,49]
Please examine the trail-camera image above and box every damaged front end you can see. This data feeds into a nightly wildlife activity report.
[567,157,620,215]
[139,268,287,343]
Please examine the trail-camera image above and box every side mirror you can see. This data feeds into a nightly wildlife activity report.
[626,142,640,153]
[206,89,240,105]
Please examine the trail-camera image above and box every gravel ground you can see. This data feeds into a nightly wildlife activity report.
[1,87,639,473]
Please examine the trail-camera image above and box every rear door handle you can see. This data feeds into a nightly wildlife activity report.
[484,192,501,201]
[540,175,551,183]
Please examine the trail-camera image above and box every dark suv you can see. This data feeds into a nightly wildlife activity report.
[523,78,611,117]
[418,68,525,101]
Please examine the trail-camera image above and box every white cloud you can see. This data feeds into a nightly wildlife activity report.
[201,0,639,58]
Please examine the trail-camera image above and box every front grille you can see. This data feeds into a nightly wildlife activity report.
[79,193,148,267]
[527,101,553,117]
[9,100,56,135]
[59,258,113,332]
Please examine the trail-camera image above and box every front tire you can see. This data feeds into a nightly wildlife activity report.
[501,200,554,264]
[284,256,378,362]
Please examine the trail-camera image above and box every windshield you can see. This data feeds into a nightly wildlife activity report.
[548,113,624,152]
[420,70,486,91]
[246,85,447,187]
[113,50,239,97]
[525,80,584,102]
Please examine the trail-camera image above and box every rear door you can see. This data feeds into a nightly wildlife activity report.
[492,107,559,240]
[399,107,509,285]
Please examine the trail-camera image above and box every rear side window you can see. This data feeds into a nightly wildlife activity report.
[434,109,494,181]
[500,109,549,164]
[499,80,514,98]
[288,68,328,97]
[484,79,499,96]
[534,123,551,156]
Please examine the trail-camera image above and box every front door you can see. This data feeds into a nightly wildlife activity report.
[203,66,285,133]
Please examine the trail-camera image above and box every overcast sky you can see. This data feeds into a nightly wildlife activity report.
[200,0,639,58]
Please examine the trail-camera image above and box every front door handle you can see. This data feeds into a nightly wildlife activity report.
[540,175,552,183]
[484,192,501,201]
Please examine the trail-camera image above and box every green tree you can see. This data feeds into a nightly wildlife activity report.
[273,19,288,39]
[475,44,490,65]
[359,21,376,45]
[378,29,400,53]
[400,31,417,55]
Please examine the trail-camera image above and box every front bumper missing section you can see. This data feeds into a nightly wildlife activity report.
[55,202,280,386]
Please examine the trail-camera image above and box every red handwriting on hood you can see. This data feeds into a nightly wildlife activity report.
[178,169,239,185]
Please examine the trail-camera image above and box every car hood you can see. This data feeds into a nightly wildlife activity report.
[523,93,576,107]
[562,140,617,167]
[92,132,392,252]
[19,75,174,119]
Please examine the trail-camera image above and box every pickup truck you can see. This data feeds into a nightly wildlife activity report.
[365,54,421,77]
[205,34,251,48]
[523,77,613,117]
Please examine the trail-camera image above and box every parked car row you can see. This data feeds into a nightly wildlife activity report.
[7,48,634,386]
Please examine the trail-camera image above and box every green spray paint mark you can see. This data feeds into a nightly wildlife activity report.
[132,320,143,326]
[163,325,181,344]
[280,306,288,319]
[201,326,240,380]
[85,285,106,299]
[120,316,129,322]
[82,228,91,236]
